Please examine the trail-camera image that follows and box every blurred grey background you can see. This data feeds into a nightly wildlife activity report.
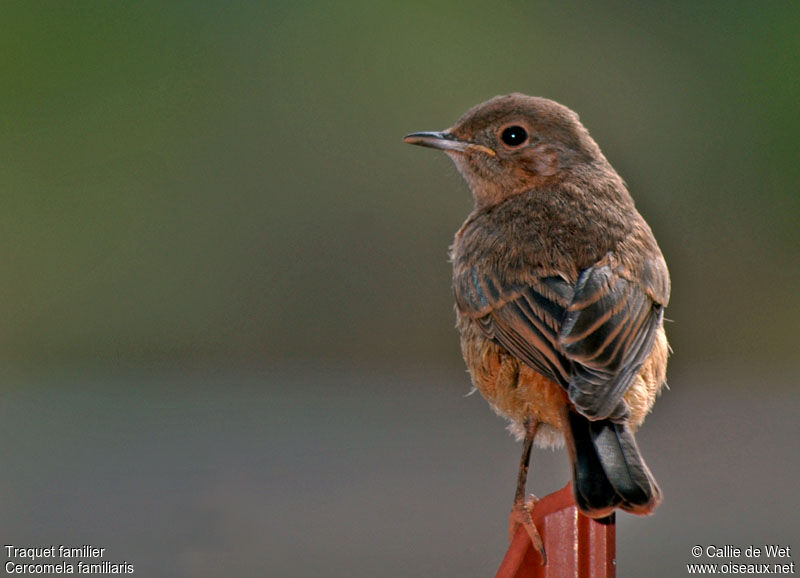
[1,2,798,577]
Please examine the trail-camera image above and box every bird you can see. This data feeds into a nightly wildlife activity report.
[403,93,670,558]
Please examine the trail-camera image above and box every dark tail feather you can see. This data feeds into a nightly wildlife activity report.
[567,411,662,518]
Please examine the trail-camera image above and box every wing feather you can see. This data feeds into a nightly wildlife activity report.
[455,255,667,422]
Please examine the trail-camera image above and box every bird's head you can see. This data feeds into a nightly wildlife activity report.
[404,93,605,208]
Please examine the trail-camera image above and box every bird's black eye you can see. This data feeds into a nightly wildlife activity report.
[500,125,528,147]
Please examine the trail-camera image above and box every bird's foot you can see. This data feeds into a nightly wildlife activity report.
[509,495,547,565]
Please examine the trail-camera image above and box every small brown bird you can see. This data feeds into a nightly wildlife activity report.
[404,94,669,554]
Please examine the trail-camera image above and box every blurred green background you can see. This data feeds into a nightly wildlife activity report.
[1,2,798,577]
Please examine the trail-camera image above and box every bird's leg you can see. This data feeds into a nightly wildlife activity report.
[509,417,546,564]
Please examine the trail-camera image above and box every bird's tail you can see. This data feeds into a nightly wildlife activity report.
[566,410,662,518]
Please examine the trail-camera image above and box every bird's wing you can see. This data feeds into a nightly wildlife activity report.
[454,269,575,387]
[455,255,668,422]
[559,261,665,420]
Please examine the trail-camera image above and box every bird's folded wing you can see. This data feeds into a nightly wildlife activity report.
[454,257,668,422]
[560,263,664,420]
[455,271,574,387]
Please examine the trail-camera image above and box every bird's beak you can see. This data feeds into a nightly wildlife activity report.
[403,131,496,157]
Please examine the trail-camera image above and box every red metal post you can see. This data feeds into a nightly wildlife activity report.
[495,483,616,578]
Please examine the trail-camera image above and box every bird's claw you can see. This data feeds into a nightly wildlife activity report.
[509,495,547,565]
